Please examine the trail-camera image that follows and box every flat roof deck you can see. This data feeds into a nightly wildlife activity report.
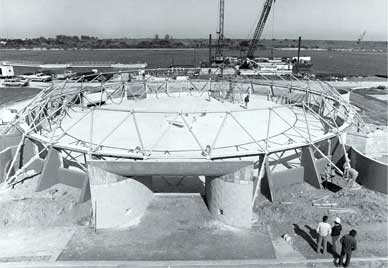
[55,92,326,159]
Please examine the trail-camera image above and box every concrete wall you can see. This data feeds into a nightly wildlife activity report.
[0,146,14,182]
[0,131,43,183]
[338,89,350,103]
[0,131,22,183]
[347,128,388,162]
[205,166,254,228]
[350,147,388,194]
[269,166,304,193]
[88,164,154,229]
[301,146,322,189]
[258,147,325,203]
[36,148,90,202]
[0,131,22,152]
[315,157,330,178]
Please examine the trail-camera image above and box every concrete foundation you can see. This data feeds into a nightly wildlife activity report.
[87,160,256,229]
[350,147,388,194]
[205,166,255,228]
[87,164,154,229]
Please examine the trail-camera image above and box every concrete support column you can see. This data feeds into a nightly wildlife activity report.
[87,164,153,229]
[205,165,254,228]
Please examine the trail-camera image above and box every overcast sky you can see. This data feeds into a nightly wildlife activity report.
[0,0,386,41]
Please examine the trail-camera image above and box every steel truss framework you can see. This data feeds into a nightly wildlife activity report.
[1,69,368,186]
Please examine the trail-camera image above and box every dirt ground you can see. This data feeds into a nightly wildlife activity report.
[0,178,92,228]
[253,182,388,259]
[57,195,276,261]
[253,182,388,227]
[350,87,388,125]
[0,177,386,264]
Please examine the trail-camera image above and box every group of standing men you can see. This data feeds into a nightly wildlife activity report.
[316,215,357,267]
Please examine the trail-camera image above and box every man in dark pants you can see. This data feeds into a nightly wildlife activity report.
[338,229,357,267]
[331,217,342,258]
[244,94,250,108]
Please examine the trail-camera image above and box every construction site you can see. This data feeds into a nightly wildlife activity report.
[0,0,387,267]
[0,66,386,264]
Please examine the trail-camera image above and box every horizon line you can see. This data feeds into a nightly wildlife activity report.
[0,36,387,42]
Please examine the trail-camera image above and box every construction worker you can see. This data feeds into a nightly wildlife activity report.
[244,93,250,109]
[343,159,359,186]
[331,217,342,258]
[325,162,336,182]
[343,159,351,179]
[207,89,212,101]
[338,230,357,267]
[316,215,331,254]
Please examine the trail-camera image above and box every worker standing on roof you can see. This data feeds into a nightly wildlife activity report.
[244,93,250,109]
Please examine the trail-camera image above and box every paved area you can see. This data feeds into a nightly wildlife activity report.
[0,195,386,267]
[0,258,386,268]
[58,195,275,261]
[0,227,76,262]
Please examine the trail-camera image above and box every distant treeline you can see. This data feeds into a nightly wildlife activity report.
[0,35,386,51]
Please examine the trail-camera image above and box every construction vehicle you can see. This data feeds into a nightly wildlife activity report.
[239,0,275,69]
[240,1,312,74]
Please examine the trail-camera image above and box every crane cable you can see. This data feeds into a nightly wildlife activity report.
[246,1,263,40]
[271,0,276,59]
[270,0,275,84]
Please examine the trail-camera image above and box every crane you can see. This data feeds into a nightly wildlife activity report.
[357,31,366,44]
[214,0,225,63]
[246,0,275,59]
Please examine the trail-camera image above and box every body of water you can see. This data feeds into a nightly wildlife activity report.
[0,87,41,106]
[1,49,387,77]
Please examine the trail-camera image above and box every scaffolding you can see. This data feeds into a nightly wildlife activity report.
[1,69,365,187]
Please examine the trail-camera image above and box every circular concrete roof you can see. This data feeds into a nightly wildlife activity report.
[12,71,355,160]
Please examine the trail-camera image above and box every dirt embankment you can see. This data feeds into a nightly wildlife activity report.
[0,177,92,228]
[253,182,388,226]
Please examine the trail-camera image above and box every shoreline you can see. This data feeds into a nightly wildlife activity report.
[0,48,387,53]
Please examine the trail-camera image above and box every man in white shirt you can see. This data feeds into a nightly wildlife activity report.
[316,215,331,254]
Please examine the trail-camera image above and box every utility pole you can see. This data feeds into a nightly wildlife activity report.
[208,34,212,64]
[297,36,301,64]
[295,36,301,74]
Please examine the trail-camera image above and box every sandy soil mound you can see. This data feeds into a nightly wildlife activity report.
[0,177,92,228]
[253,182,388,226]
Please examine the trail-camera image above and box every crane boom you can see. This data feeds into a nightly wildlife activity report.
[246,0,275,59]
[357,31,366,44]
[215,0,225,62]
